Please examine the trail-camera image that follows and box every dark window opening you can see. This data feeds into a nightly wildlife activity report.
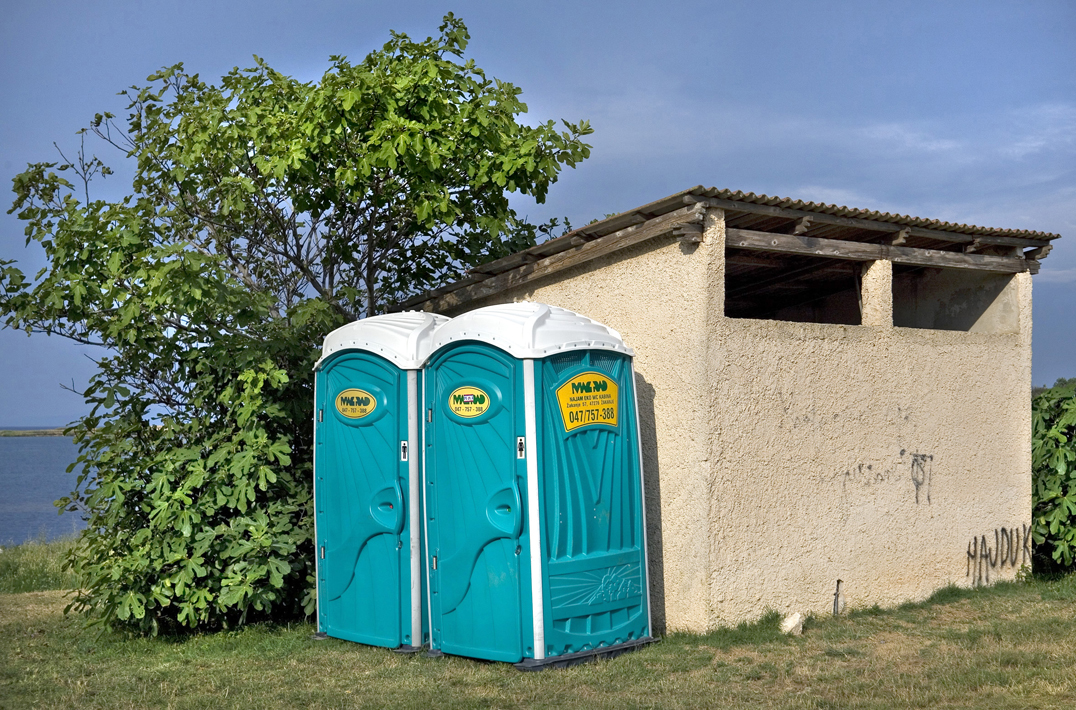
[725,248,861,325]
[892,265,1017,333]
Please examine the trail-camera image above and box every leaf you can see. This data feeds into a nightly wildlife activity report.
[1033,379,1076,572]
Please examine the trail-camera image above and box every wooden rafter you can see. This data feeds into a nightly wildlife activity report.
[726,228,1031,273]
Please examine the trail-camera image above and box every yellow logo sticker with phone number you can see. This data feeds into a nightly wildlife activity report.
[448,386,490,418]
[335,389,376,418]
[556,372,618,432]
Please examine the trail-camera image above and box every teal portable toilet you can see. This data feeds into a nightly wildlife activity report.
[423,302,654,668]
[314,311,448,651]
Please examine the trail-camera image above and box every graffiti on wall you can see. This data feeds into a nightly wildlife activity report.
[824,449,935,505]
[908,451,933,504]
[966,524,1031,585]
[829,462,892,490]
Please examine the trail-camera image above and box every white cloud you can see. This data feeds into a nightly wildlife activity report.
[1000,104,1076,159]
[1036,268,1076,284]
[855,123,963,154]
[523,84,1075,259]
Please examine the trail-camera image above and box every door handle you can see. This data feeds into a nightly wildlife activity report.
[511,478,523,540]
[486,483,522,540]
[370,482,404,535]
[392,479,405,535]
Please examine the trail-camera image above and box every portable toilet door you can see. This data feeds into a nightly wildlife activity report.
[423,302,654,667]
[313,311,448,651]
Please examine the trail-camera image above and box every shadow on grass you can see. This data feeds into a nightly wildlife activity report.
[668,610,787,650]
[92,616,321,649]
[842,579,1032,622]
[1037,570,1076,601]
[667,570,1076,653]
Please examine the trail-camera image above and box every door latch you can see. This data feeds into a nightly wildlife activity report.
[400,441,408,461]
[320,546,325,560]
[427,408,433,422]
[318,409,323,422]
[432,556,438,570]
[517,437,526,459]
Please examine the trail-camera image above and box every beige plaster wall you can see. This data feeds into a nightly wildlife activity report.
[860,260,893,327]
[430,209,1033,632]
[708,213,1031,626]
[707,315,1032,626]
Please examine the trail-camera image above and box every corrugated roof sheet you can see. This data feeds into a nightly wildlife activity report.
[688,186,1061,240]
[398,185,1060,310]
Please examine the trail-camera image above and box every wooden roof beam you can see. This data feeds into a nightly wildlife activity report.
[727,228,1031,273]
[588,211,651,236]
[791,216,812,235]
[727,257,854,299]
[1025,244,1053,260]
[674,223,704,244]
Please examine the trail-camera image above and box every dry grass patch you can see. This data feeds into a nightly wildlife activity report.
[0,589,68,625]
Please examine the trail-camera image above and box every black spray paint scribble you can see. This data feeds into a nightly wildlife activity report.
[826,450,935,504]
[966,524,1031,586]
[833,462,891,491]
[904,450,933,504]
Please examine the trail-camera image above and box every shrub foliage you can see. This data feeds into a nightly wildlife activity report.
[1032,378,1076,570]
[0,15,591,633]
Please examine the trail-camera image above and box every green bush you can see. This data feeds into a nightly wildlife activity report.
[1032,378,1076,570]
[59,352,320,634]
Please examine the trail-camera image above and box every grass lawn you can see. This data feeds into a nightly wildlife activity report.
[2,541,1076,709]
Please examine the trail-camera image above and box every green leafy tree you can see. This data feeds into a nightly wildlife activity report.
[1034,377,1076,398]
[0,14,591,634]
[1032,378,1076,571]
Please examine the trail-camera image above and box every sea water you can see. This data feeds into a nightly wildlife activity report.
[0,436,86,545]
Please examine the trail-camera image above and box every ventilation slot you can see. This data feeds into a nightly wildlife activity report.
[589,352,622,373]
[549,352,585,375]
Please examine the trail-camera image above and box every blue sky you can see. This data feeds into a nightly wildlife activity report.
[1,0,1073,427]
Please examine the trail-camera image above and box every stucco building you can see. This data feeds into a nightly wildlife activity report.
[399,187,1061,633]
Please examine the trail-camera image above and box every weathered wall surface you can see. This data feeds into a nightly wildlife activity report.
[428,210,1033,632]
[707,228,1033,628]
[707,310,1032,627]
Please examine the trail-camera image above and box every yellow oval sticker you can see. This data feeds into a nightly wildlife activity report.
[448,386,490,418]
[335,388,376,419]
[556,372,619,432]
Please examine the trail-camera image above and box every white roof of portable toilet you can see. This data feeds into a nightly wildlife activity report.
[315,311,451,370]
[427,302,633,359]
